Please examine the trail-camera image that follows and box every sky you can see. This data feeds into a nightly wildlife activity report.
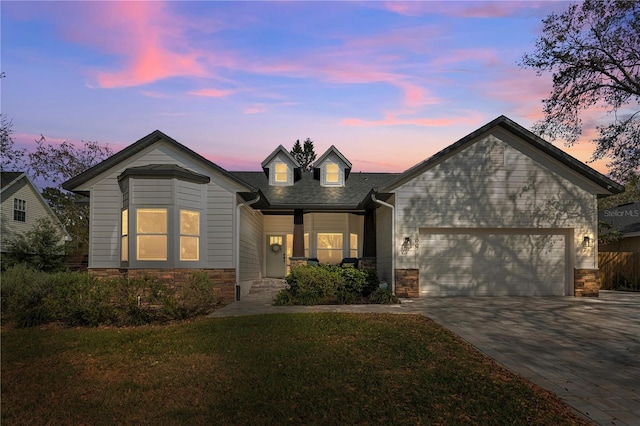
[1,0,613,175]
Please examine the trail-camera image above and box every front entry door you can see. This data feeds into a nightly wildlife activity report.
[266,234,287,277]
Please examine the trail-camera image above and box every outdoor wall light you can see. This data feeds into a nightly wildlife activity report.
[401,237,412,254]
[582,235,593,248]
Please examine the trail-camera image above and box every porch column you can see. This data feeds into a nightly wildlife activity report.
[292,209,305,257]
[363,209,376,257]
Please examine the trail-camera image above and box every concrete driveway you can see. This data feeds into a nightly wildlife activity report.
[403,291,640,426]
[212,287,640,425]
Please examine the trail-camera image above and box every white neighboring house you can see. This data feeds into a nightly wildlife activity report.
[62,116,623,301]
[1,172,71,253]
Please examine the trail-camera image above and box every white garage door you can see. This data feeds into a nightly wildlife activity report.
[419,229,569,296]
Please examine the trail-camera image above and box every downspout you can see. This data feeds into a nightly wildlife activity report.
[236,192,261,301]
[371,193,395,294]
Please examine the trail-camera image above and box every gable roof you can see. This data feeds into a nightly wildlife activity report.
[313,145,352,169]
[260,145,300,169]
[62,130,253,194]
[381,115,624,195]
[232,171,399,211]
[1,171,72,241]
[1,171,25,191]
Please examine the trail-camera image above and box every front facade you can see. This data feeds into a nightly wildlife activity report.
[1,172,70,253]
[63,116,623,301]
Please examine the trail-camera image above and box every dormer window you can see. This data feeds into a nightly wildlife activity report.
[325,163,339,183]
[275,162,288,183]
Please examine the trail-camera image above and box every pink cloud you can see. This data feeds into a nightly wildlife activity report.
[188,88,233,98]
[341,112,482,128]
[381,1,561,18]
[244,105,269,114]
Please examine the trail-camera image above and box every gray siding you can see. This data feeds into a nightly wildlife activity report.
[394,131,597,270]
[84,142,240,269]
[239,207,263,281]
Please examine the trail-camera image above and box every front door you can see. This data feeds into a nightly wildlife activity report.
[266,234,287,277]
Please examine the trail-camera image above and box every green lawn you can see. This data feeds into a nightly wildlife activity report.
[1,313,588,425]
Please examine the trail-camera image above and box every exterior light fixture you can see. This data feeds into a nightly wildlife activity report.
[582,235,593,248]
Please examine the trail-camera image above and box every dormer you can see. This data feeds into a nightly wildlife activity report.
[260,145,301,186]
[313,145,352,187]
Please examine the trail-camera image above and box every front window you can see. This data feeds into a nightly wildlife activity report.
[325,163,339,183]
[13,198,26,222]
[317,233,343,264]
[275,163,288,182]
[136,208,167,261]
[180,210,200,261]
[350,233,358,258]
[121,209,128,262]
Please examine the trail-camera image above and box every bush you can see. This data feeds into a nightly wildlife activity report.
[3,218,67,272]
[277,265,394,305]
[369,288,399,304]
[0,267,219,327]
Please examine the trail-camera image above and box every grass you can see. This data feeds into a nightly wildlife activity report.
[1,313,589,425]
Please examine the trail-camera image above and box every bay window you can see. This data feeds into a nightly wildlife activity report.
[121,209,128,262]
[136,208,168,261]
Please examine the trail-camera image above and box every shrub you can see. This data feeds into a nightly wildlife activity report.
[3,218,66,272]
[338,266,367,295]
[285,265,344,301]
[369,288,399,304]
[0,267,219,327]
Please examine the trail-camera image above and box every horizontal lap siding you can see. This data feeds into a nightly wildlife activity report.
[207,189,234,268]
[394,133,596,270]
[87,143,238,269]
[0,180,66,251]
[239,207,263,281]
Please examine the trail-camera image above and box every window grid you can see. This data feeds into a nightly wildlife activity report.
[13,198,26,222]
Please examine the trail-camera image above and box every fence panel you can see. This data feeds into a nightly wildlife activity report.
[598,252,640,289]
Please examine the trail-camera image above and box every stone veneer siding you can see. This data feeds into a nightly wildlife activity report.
[88,268,236,303]
[395,268,419,298]
[574,268,599,297]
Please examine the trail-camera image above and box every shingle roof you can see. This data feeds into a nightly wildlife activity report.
[1,171,25,190]
[231,171,399,211]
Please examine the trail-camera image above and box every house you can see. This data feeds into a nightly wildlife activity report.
[62,116,623,301]
[1,171,71,253]
[598,201,640,288]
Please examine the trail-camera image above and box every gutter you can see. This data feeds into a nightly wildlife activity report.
[371,193,395,294]
[235,192,261,301]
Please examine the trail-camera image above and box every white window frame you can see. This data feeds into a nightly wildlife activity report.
[121,209,128,262]
[136,208,168,261]
[324,162,340,185]
[180,209,200,261]
[13,198,26,222]
[316,232,343,264]
[274,162,288,183]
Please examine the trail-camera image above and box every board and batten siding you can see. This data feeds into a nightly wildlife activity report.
[393,131,597,271]
[0,178,66,252]
[84,142,240,269]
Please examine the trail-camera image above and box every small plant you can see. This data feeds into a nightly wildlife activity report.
[369,288,399,304]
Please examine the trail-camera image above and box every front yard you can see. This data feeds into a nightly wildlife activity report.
[1,313,588,425]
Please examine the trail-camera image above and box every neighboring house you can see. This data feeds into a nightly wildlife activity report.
[62,116,623,301]
[598,201,640,288]
[599,201,640,252]
[1,171,71,253]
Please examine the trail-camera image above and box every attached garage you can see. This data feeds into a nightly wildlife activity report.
[418,228,571,296]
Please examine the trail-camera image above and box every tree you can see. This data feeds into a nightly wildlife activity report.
[520,0,640,182]
[28,136,113,255]
[290,138,317,172]
[4,217,66,272]
[0,114,26,171]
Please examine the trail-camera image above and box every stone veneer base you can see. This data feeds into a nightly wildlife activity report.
[574,268,599,297]
[395,268,419,298]
[88,268,236,303]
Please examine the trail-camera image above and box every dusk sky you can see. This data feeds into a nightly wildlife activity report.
[1,1,612,175]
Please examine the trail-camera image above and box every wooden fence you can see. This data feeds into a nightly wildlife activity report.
[598,252,640,289]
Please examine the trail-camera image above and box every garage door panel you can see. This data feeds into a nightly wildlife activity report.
[419,230,567,296]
